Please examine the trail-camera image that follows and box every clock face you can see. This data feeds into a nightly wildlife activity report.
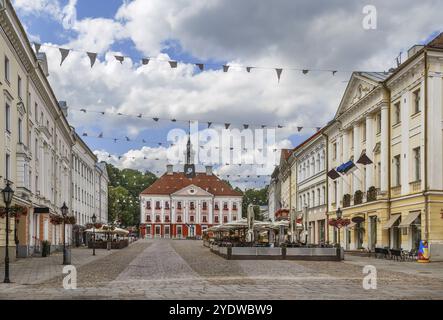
[184,164,195,178]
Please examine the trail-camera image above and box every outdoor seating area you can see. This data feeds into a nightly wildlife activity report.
[373,248,418,261]
[84,225,131,250]
[203,217,342,261]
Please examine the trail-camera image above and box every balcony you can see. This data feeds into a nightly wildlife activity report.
[391,186,401,197]
[410,181,422,193]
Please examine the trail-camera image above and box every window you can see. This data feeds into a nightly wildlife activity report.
[333,181,337,203]
[223,216,228,223]
[376,112,381,134]
[232,203,237,210]
[223,202,228,210]
[177,215,182,223]
[155,201,161,209]
[155,215,160,222]
[394,102,401,124]
[413,89,421,114]
[332,142,337,160]
[165,215,170,222]
[394,155,401,187]
[177,201,182,210]
[414,147,421,181]
[190,215,195,222]
[18,118,23,143]
[146,201,151,209]
[165,201,170,209]
[214,203,219,210]
[190,202,195,210]
[146,215,151,222]
[5,101,11,132]
[4,55,10,82]
[214,216,219,223]
[5,153,10,180]
[18,75,22,99]
[362,122,366,142]
[202,216,207,223]
[202,201,207,210]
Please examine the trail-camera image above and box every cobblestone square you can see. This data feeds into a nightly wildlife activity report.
[1,239,442,300]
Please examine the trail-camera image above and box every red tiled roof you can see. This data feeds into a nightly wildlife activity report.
[140,172,243,196]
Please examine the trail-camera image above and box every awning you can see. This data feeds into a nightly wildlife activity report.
[383,215,401,230]
[398,211,421,228]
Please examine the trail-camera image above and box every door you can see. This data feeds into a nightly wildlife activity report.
[155,225,161,238]
[164,226,170,238]
[177,226,182,239]
[411,215,421,251]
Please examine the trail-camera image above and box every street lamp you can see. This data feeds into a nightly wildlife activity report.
[61,202,69,265]
[336,207,342,247]
[91,214,97,256]
[2,180,14,283]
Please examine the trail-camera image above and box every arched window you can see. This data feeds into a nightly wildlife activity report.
[317,188,321,206]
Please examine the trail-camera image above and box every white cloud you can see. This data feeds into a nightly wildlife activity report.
[17,0,443,187]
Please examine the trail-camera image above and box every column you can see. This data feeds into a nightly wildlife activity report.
[365,114,374,190]
[380,104,389,193]
[342,131,350,196]
[353,123,361,192]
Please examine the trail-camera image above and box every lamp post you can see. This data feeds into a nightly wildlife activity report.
[2,180,14,283]
[61,202,69,265]
[91,214,97,256]
[336,207,342,247]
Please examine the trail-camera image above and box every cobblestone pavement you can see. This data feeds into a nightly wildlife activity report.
[1,239,442,299]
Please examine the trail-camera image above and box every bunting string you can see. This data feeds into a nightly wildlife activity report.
[69,107,323,132]
[32,42,383,83]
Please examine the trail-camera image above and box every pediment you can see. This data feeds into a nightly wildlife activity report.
[335,73,379,118]
[172,184,213,197]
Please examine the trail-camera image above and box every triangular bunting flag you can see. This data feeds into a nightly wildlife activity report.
[59,48,70,66]
[243,124,249,129]
[275,68,283,83]
[302,69,309,75]
[261,125,266,129]
[171,119,177,122]
[98,133,103,138]
[225,123,230,129]
[125,136,130,141]
[278,125,283,128]
[153,118,159,122]
[115,55,124,64]
[137,114,142,118]
[80,109,86,113]
[207,122,212,128]
[196,63,204,71]
[87,52,97,68]
[169,61,178,68]
[332,71,337,76]
[223,65,229,72]
[246,67,253,73]
[34,42,41,54]
[316,127,321,131]
[82,132,88,136]
[142,58,150,65]
[297,127,303,132]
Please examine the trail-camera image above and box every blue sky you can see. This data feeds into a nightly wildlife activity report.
[12,0,443,186]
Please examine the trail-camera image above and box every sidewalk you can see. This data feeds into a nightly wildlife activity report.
[344,254,443,279]
[0,246,114,287]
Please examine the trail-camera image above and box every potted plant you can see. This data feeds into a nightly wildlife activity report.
[42,240,51,257]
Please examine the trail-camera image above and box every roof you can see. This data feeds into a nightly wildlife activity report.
[358,72,391,82]
[427,32,443,49]
[140,172,243,197]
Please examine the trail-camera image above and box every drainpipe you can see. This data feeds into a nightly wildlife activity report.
[423,49,430,242]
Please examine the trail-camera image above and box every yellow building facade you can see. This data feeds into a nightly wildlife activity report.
[326,34,443,260]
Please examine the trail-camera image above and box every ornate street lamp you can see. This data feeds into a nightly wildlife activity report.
[2,180,14,283]
[61,202,69,265]
[91,214,97,256]
[336,207,342,247]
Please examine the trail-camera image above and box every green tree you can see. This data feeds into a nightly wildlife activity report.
[241,186,269,220]
[106,164,157,226]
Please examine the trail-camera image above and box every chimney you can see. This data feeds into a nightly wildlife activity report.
[37,52,49,77]
[166,164,173,175]
[407,45,425,59]
[59,101,68,118]
[205,165,213,175]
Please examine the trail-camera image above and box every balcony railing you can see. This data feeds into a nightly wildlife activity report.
[391,186,401,197]
[410,181,422,193]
